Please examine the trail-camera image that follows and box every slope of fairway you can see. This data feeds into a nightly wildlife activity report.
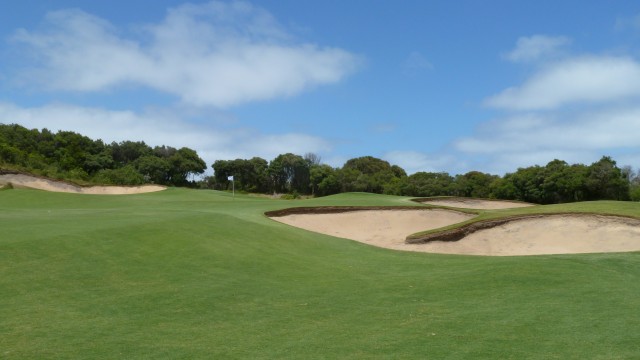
[2,189,640,358]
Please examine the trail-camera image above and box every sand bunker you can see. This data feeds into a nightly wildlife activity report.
[0,173,165,195]
[412,214,640,256]
[270,208,475,252]
[420,197,534,210]
[270,208,640,256]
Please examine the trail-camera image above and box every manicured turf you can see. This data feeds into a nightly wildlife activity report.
[1,189,640,359]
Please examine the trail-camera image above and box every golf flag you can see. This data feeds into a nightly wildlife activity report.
[228,175,234,181]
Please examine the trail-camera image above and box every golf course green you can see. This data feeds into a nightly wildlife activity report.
[2,187,640,358]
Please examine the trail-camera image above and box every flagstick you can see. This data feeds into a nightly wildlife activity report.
[227,175,235,199]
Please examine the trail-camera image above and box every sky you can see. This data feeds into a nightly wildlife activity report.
[1,0,640,176]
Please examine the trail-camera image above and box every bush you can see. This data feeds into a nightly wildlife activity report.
[280,192,300,200]
[93,165,145,185]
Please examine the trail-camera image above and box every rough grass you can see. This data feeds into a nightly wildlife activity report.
[1,189,640,359]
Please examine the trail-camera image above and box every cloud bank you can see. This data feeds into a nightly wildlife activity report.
[12,1,359,108]
[486,56,640,110]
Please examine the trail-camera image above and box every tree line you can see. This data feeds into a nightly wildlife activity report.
[210,153,639,203]
[2,123,639,203]
[0,124,206,186]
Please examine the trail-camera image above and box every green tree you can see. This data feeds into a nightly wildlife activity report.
[212,157,269,192]
[453,171,498,198]
[541,160,588,203]
[168,147,207,186]
[395,172,454,197]
[586,156,629,200]
[135,155,171,184]
[340,156,404,193]
[94,165,145,185]
[268,153,310,194]
[110,141,152,166]
[503,166,547,203]
[310,164,340,196]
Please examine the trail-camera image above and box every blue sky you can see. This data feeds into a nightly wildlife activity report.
[1,0,640,175]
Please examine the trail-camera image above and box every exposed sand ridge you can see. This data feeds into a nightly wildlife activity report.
[0,173,165,195]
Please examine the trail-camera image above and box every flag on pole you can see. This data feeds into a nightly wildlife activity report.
[228,175,235,199]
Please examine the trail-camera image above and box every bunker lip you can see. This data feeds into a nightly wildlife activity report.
[265,205,474,217]
[0,171,166,195]
[414,196,535,210]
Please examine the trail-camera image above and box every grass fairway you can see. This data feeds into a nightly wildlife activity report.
[2,189,640,359]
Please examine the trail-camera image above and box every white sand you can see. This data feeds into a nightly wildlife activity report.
[423,215,640,256]
[421,198,534,210]
[271,209,475,252]
[0,174,165,195]
[271,210,640,256]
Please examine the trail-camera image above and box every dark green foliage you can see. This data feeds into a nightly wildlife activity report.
[212,157,269,193]
[135,155,171,184]
[268,153,310,193]
[453,171,499,198]
[498,157,631,204]
[111,140,152,166]
[340,156,404,193]
[2,123,638,202]
[392,171,455,197]
[585,156,629,201]
[94,165,145,185]
[168,147,207,185]
[0,123,205,187]
[310,164,341,196]
[208,151,639,203]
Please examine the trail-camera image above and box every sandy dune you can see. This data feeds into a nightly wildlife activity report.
[420,198,534,210]
[0,173,165,195]
[271,209,640,256]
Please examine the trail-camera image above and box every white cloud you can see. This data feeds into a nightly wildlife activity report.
[11,1,359,108]
[453,106,640,173]
[503,35,570,63]
[383,150,455,175]
[402,51,433,72]
[0,102,332,172]
[485,56,640,110]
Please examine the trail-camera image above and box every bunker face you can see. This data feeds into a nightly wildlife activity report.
[425,215,640,256]
[421,198,534,210]
[272,209,475,252]
[0,174,165,195]
[272,210,640,256]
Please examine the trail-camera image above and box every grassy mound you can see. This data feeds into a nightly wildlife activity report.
[2,189,640,358]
